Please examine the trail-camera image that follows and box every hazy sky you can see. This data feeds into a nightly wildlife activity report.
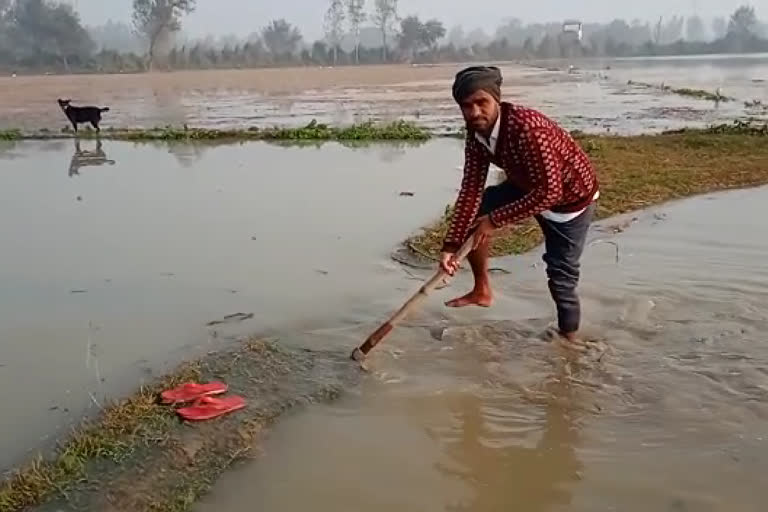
[73,0,763,40]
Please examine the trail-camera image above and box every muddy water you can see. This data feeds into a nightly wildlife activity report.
[3,138,768,509]
[2,56,767,135]
[195,186,768,512]
[0,137,464,469]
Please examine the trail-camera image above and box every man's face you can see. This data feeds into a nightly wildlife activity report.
[458,89,500,136]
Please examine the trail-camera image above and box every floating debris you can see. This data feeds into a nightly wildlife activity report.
[206,312,254,327]
[588,239,621,264]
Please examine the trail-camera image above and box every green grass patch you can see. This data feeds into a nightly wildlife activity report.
[0,129,21,141]
[12,119,431,142]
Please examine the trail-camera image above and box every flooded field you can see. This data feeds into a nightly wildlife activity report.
[195,185,768,512]
[1,55,767,135]
[0,137,463,469]
[2,57,768,511]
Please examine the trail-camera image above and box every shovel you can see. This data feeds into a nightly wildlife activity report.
[350,234,477,366]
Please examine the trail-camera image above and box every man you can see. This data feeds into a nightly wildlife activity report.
[440,65,599,346]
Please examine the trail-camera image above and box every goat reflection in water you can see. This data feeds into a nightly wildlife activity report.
[68,138,116,177]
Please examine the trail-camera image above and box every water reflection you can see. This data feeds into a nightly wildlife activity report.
[68,138,116,176]
[60,135,433,177]
[165,141,211,168]
[0,139,67,161]
[435,368,583,511]
[263,138,427,163]
[0,140,19,160]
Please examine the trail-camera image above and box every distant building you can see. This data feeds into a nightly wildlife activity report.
[560,20,584,59]
[562,20,583,42]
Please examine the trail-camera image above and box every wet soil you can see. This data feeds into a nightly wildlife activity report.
[2,56,767,135]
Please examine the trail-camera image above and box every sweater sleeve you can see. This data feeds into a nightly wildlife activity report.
[441,138,490,253]
[488,127,563,228]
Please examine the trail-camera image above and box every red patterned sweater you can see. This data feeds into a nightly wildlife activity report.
[442,102,599,253]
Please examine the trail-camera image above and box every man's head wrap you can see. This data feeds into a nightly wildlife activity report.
[452,66,503,103]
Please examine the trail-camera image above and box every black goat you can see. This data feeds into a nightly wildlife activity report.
[57,99,110,133]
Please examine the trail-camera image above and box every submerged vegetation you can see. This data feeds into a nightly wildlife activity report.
[627,80,735,102]
[406,123,768,259]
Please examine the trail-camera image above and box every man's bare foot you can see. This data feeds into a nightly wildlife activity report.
[445,289,493,308]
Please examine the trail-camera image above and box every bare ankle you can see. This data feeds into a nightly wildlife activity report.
[474,280,491,295]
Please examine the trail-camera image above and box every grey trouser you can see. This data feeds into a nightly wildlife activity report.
[478,182,595,333]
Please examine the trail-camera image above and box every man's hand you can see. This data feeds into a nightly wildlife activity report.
[440,251,459,276]
[440,216,496,275]
[471,215,496,249]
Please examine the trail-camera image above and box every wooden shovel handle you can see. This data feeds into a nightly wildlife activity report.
[351,234,477,362]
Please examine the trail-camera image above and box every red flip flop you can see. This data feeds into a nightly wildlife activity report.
[160,381,228,404]
[176,395,246,421]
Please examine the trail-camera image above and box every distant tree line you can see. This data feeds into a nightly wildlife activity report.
[0,0,766,74]
[0,0,95,71]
